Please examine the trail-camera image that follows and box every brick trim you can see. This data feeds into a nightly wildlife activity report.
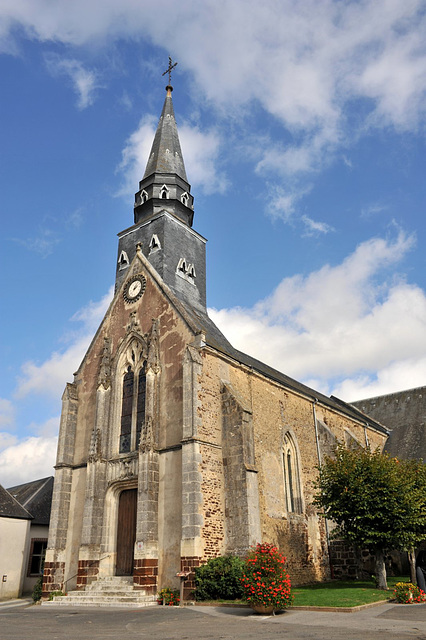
[42,561,65,598]
[76,559,100,590]
[180,556,201,600]
[134,558,158,593]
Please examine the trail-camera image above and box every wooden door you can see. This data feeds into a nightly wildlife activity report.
[116,488,137,576]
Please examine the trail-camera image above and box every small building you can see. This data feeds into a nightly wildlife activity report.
[0,477,53,599]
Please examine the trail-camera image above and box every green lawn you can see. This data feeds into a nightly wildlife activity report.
[292,576,406,608]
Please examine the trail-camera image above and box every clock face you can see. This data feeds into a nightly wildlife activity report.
[123,275,146,303]
[128,280,142,298]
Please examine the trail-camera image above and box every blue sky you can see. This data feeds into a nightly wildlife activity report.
[1,0,426,485]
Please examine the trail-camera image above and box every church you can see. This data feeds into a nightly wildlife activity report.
[42,76,388,600]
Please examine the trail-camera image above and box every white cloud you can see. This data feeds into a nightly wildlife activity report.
[0,289,113,486]
[266,183,334,234]
[361,202,388,218]
[210,230,426,400]
[117,115,157,196]
[0,432,17,451]
[0,400,15,429]
[1,0,425,181]
[333,357,426,402]
[301,215,335,236]
[0,436,57,487]
[16,287,113,400]
[45,54,100,109]
[13,227,61,256]
[118,115,228,197]
[267,185,309,223]
[179,123,228,194]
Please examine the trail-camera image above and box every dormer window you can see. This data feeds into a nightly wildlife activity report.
[176,258,196,285]
[149,234,161,254]
[118,251,130,271]
[177,257,187,273]
[160,185,169,199]
[181,192,189,206]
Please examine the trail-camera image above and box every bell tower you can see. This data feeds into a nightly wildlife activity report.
[116,66,207,312]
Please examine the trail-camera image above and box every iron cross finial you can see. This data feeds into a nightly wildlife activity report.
[162,56,178,85]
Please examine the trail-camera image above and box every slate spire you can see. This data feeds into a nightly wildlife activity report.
[143,86,188,182]
[116,74,206,310]
[133,83,194,228]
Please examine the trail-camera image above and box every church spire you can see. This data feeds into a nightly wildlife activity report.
[116,66,206,310]
[142,84,188,182]
[133,60,194,228]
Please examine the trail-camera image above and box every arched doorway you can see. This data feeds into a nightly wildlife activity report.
[116,488,137,576]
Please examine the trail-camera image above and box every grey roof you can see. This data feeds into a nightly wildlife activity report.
[143,89,188,181]
[352,386,426,461]
[6,476,53,525]
[0,484,32,520]
[180,301,388,436]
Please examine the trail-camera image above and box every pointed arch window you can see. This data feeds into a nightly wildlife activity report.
[160,185,169,199]
[283,432,303,514]
[119,359,147,453]
[118,251,130,271]
[149,234,161,253]
[140,189,148,204]
[181,191,189,206]
[135,368,146,449]
[177,257,187,273]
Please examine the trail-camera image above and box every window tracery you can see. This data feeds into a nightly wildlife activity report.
[118,338,147,454]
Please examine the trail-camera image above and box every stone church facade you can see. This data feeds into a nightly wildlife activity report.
[43,83,387,599]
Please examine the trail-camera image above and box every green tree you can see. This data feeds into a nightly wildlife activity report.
[396,458,426,583]
[313,445,426,590]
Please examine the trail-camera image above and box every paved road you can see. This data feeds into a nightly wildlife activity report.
[1,601,426,640]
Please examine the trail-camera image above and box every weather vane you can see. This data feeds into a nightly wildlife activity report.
[162,56,178,85]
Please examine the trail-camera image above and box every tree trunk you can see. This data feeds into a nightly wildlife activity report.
[408,548,417,584]
[375,549,388,590]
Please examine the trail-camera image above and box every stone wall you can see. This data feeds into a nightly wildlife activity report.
[195,348,387,585]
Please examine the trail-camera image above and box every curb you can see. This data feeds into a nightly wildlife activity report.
[192,600,390,613]
[291,600,389,613]
[0,598,33,610]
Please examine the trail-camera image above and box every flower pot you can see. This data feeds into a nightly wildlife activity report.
[251,604,275,615]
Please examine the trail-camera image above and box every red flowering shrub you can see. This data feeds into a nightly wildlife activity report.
[392,582,426,604]
[157,587,180,605]
[241,543,293,610]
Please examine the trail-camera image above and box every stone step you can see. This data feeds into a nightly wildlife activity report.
[85,583,136,591]
[44,592,157,608]
[83,588,135,595]
[42,575,158,608]
[93,576,133,583]
[65,591,149,599]
[44,598,157,608]
[59,595,154,602]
